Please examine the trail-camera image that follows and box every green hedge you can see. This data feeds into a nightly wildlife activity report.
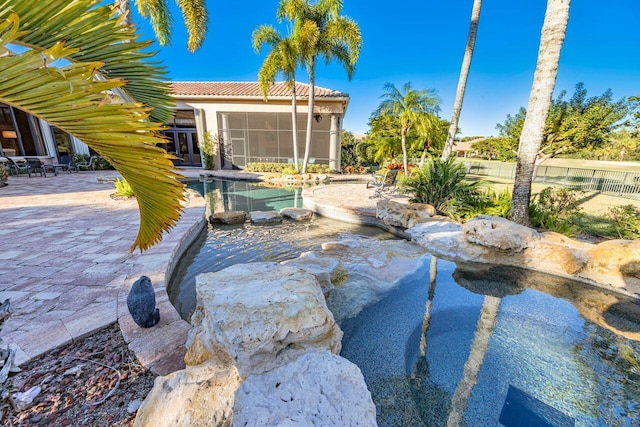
[245,162,332,174]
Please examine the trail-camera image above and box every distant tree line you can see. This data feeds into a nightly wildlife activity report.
[470,82,638,162]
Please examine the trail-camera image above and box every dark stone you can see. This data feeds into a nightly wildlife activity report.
[126,276,160,328]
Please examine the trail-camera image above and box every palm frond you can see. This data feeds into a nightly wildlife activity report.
[0,8,185,252]
[176,0,208,52]
[0,0,174,123]
[137,0,173,47]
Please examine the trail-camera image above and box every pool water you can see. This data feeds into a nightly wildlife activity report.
[170,178,640,426]
[168,179,392,320]
[337,256,640,426]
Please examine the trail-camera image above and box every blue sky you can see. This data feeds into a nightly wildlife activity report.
[132,0,640,137]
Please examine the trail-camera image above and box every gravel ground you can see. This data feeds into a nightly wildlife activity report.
[2,324,156,426]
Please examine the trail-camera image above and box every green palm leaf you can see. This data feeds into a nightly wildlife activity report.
[0,6,185,252]
[1,0,173,123]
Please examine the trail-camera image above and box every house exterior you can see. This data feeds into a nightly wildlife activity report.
[169,81,349,170]
[0,81,349,171]
[0,103,91,159]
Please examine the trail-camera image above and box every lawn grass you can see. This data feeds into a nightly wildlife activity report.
[467,176,639,240]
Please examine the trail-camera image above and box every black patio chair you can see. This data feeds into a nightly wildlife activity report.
[24,157,48,177]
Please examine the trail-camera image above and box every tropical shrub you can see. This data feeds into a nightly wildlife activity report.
[74,153,90,164]
[202,132,216,170]
[607,205,640,239]
[245,162,331,174]
[342,165,368,174]
[0,164,8,187]
[529,187,584,236]
[462,188,512,220]
[114,178,135,198]
[94,156,113,170]
[402,157,479,217]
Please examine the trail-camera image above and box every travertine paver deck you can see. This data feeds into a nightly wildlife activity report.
[0,170,205,374]
[301,183,410,225]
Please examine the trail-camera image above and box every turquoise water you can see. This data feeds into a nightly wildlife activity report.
[337,257,640,426]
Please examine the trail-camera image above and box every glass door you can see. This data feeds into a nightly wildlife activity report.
[162,129,201,167]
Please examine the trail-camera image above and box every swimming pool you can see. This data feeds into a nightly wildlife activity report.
[337,256,640,426]
[170,178,640,426]
[167,179,392,320]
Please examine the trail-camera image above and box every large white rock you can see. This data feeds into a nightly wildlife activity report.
[376,199,436,229]
[134,363,240,427]
[233,350,377,427]
[187,263,343,378]
[463,215,537,252]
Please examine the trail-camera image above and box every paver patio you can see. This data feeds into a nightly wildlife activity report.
[0,171,206,374]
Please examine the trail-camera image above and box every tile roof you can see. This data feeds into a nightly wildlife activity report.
[170,81,348,98]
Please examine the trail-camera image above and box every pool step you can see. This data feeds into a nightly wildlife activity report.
[208,208,313,226]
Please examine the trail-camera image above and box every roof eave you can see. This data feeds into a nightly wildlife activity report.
[171,94,350,102]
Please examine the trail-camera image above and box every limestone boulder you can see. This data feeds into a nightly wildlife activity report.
[133,363,240,427]
[580,240,640,290]
[280,207,314,221]
[186,263,342,378]
[249,211,283,225]
[209,211,246,225]
[376,199,436,229]
[281,251,341,292]
[316,236,430,322]
[233,350,377,427]
[463,215,537,252]
[409,218,589,277]
[407,220,467,260]
[525,238,588,276]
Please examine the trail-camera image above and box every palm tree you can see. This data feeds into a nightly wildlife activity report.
[416,114,449,166]
[374,82,440,175]
[511,0,571,225]
[115,0,208,52]
[441,0,483,160]
[252,26,302,171]
[277,0,362,174]
[0,0,183,252]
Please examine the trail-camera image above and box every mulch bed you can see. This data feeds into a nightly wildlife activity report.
[2,324,156,427]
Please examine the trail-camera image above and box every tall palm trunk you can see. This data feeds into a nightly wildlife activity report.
[114,0,133,26]
[441,0,482,161]
[301,57,316,174]
[401,129,409,176]
[291,83,300,172]
[446,296,501,427]
[511,0,571,225]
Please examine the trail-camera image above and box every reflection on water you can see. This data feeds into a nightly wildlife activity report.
[168,179,393,320]
[339,257,640,426]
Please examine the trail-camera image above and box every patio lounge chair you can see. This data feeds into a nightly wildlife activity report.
[367,168,399,199]
[48,154,78,174]
[24,157,48,177]
[76,155,99,172]
[6,157,32,176]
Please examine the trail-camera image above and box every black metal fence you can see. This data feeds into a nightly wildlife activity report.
[463,161,640,201]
